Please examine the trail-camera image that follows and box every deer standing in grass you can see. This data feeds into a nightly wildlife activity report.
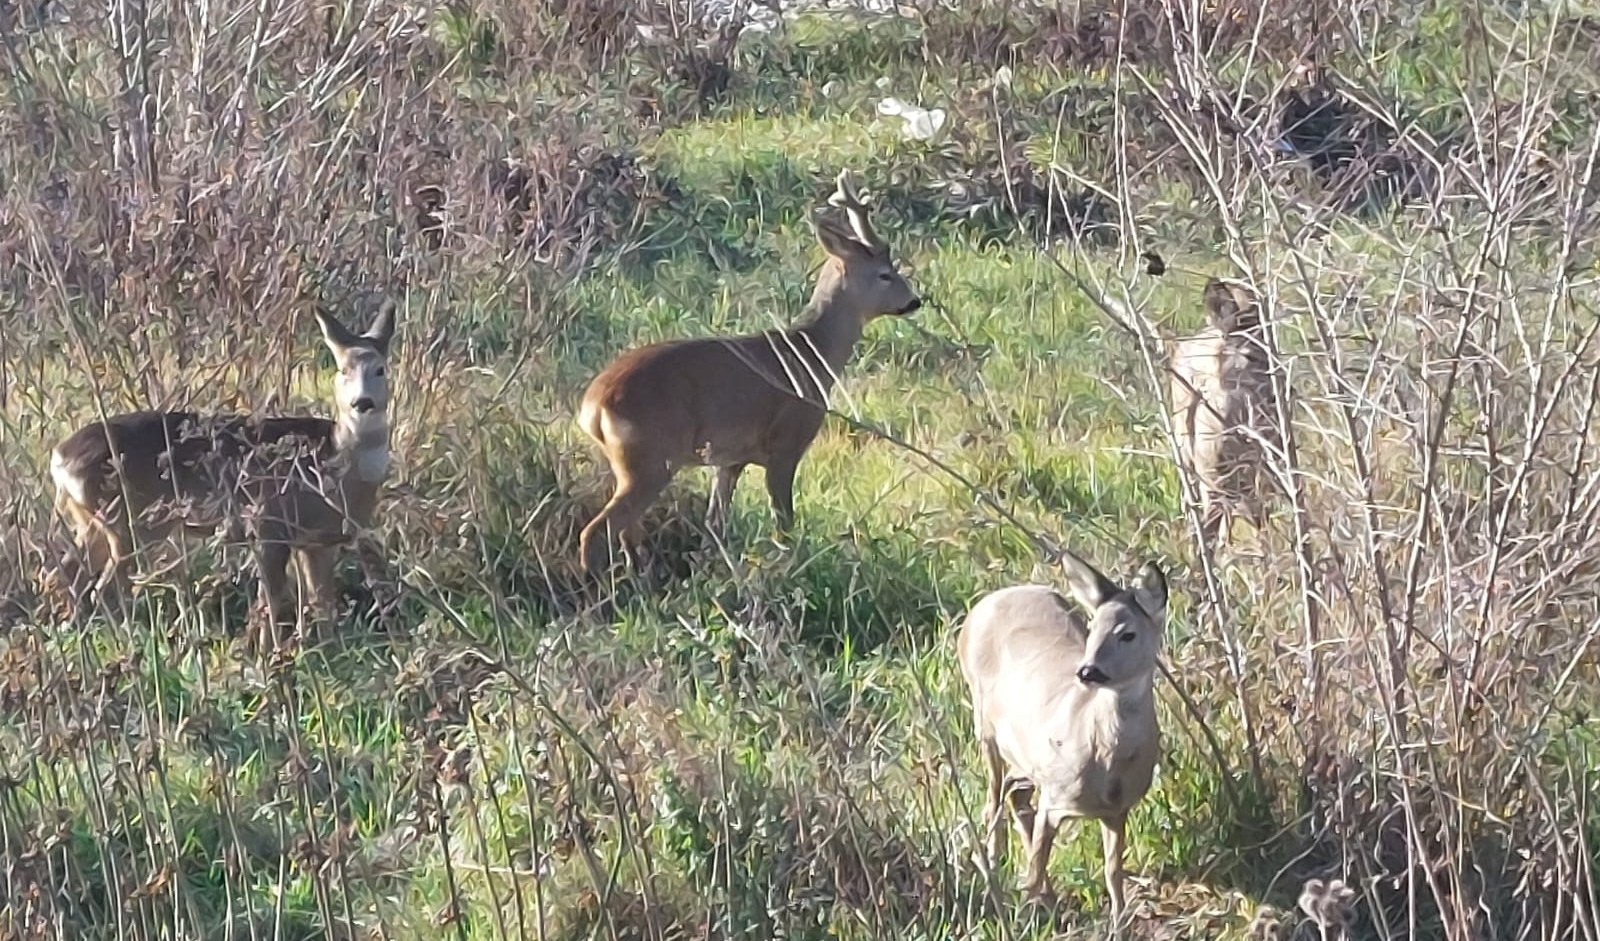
[1170,278,1279,547]
[576,170,920,574]
[958,550,1168,923]
[49,302,396,647]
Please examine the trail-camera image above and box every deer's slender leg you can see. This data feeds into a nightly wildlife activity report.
[763,454,801,533]
[580,453,671,575]
[1101,815,1128,925]
[706,462,747,540]
[1007,780,1038,850]
[295,546,340,632]
[980,738,1007,864]
[253,539,294,651]
[1021,807,1059,902]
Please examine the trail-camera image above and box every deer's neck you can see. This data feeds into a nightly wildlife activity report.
[790,273,866,380]
[1075,676,1154,722]
[334,414,391,486]
[1074,679,1155,759]
[1116,678,1156,714]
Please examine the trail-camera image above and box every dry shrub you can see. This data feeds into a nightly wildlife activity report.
[914,3,1466,223]
[1259,66,1593,221]
[458,0,760,122]
[1137,15,1600,926]
[474,0,642,72]
[915,0,1338,72]
[1264,70,1439,215]
[487,135,678,274]
[0,0,712,404]
[629,15,748,120]
[919,155,1115,245]
[545,887,704,941]
[792,798,934,921]
[2,6,419,412]
[567,649,941,932]
[891,83,1127,245]
[1,808,107,941]
[916,0,1163,69]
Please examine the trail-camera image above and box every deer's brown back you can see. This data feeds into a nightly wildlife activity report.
[959,586,1088,735]
[56,411,338,525]
[582,330,833,467]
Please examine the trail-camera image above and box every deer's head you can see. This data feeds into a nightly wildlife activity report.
[812,170,920,320]
[315,300,396,436]
[1058,551,1167,692]
[1203,279,1262,334]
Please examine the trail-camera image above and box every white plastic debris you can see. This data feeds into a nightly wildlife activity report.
[876,97,948,142]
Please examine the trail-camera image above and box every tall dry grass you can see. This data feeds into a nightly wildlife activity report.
[1126,8,1600,937]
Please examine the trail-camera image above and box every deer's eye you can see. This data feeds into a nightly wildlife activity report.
[375,367,386,377]
[1119,631,1137,643]
[877,271,894,282]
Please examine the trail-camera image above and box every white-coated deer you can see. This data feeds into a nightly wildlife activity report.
[576,170,920,574]
[957,550,1168,923]
[48,302,396,647]
[1170,278,1278,546]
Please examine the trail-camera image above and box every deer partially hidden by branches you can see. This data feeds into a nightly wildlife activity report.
[1170,278,1280,547]
[576,170,920,574]
[958,550,1168,923]
[48,302,397,648]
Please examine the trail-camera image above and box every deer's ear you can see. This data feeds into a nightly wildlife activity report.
[314,307,361,355]
[1059,549,1119,611]
[363,299,397,355]
[813,212,870,261]
[1131,562,1168,620]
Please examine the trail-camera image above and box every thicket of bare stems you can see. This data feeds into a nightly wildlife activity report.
[1132,10,1600,939]
[1,0,1597,939]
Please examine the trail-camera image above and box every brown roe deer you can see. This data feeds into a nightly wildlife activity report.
[49,302,396,647]
[958,550,1168,923]
[576,170,920,573]
[1170,278,1279,546]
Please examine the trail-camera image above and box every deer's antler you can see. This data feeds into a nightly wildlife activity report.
[826,169,883,254]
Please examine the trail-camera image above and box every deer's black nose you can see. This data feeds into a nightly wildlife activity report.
[899,297,922,315]
[1077,664,1109,686]
[353,398,377,414]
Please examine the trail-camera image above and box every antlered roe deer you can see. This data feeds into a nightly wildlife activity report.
[49,302,396,647]
[576,170,920,574]
[958,550,1168,923]
[1170,278,1279,546]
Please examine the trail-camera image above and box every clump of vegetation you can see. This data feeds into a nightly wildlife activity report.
[485,136,678,273]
